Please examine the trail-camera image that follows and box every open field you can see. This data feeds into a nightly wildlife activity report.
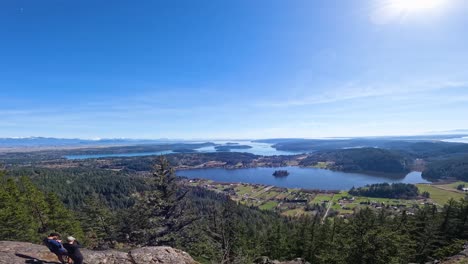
[186,178,467,217]
[416,184,466,205]
[434,181,468,193]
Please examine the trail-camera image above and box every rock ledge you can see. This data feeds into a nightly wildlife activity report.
[0,241,198,264]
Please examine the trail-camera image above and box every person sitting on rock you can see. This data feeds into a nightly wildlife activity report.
[62,236,83,264]
[43,232,68,264]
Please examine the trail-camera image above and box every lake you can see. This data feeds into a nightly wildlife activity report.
[176,166,430,190]
[65,140,298,159]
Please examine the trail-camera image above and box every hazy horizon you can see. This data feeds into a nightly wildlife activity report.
[1,128,468,142]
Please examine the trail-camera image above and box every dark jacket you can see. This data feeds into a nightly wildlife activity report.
[44,238,67,254]
[63,241,83,260]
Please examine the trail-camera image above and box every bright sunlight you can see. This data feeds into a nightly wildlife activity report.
[387,0,446,13]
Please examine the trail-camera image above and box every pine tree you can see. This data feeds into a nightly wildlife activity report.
[18,176,49,233]
[411,205,443,263]
[79,194,116,248]
[0,174,37,242]
[45,192,84,239]
[127,156,195,246]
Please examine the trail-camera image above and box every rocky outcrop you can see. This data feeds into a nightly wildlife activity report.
[129,247,197,264]
[417,246,468,264]
[440,246,468,264]
[0,241,198,264]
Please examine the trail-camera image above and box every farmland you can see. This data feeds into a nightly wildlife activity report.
[185,178,467,218]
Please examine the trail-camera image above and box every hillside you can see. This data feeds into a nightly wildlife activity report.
[299,148,410,174]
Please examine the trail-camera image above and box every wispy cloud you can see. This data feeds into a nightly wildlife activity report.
[255,79,468,108]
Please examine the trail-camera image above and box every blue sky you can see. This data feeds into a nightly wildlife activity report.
[1,0,467,139]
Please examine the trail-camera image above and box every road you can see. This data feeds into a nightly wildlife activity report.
[251,186,274,198]
[321,194,334,224]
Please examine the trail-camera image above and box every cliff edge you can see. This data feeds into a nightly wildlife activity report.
[0,241,198,264]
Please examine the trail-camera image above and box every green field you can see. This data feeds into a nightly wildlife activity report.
[311,194,333,204]
[191,179,467,218]
[436,181,468,191]
[235,185,256,195]
[282,208,306,217]
[416,184,466,205]
[259,201,278,210]
[313,161,332,169]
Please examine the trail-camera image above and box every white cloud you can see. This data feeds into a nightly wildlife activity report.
[255,79,467,108]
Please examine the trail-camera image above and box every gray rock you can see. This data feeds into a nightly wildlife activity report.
[81,249,133,264]
[130,247,196,264]
[0,241,198,264]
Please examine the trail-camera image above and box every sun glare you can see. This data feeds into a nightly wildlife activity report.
[372,0,450,24]
[388,0,446,13]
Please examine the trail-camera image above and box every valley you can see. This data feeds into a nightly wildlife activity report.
[184,178,468,218]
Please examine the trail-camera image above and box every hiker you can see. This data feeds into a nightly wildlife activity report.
[43,232,68,264]
[63,236,84,264]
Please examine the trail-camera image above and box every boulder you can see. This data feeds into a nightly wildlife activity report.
[81,249,133,264]
[0,241,198,264]
[130,247,196,264]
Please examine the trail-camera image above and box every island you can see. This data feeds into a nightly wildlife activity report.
[272,170,289,177]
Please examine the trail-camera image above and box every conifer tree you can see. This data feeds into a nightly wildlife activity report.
[0,174,37,241]
[127,156,195,246]
[18,176,49,233]
[45,192,84,239]
[79,194,116,248]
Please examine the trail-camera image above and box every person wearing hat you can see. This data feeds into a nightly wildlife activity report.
[62,236,83,264]
[43,232,68,264]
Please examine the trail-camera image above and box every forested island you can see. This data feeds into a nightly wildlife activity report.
[272,170,289,177]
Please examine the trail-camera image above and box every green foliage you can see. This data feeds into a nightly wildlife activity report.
[349,183,419,199]
[3,159,468,263]
[45,192,84,239]
[124,156,195,246]
[0,171,83,242]
[423,155,468,181]
[78,195,116,249]
[300,148,410,174]
[7,167,149,209]
[0,173,37,242]
[422,191,431,198]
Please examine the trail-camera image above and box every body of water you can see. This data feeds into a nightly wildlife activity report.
[65,141,298,159]
[65,150,174,159]
[196,140,299,156]
[176,166,429,190]
[443,136,468,144]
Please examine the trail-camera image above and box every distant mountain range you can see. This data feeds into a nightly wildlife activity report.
[425,129,468,135]
[1,131,467,148]
[0,137,184,147]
